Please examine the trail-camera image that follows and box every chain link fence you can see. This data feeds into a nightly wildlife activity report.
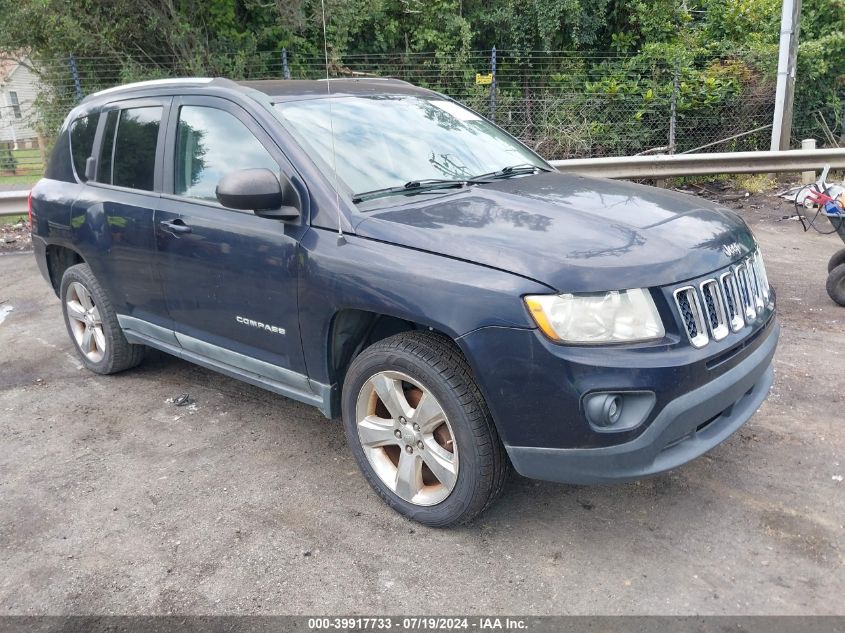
[3,49,782,187]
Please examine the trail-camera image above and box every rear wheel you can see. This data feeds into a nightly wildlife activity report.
[828,248,845,273]
[60,263,145,374]
[341,331,509,527]
[826,264,845,307]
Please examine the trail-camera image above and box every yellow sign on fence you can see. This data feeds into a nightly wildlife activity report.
[475,73,493,85]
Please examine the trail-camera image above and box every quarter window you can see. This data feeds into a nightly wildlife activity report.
[69,114,98,181]
[98,106,162,191]
[175,105,278,202]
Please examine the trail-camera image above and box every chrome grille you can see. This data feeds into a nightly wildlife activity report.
[751,252,770,303]
[734,264,757,321]
[745,257,764,312]
[700,279,729,341]
[674,287,709,348]
[719,271,744,332]
[673,250,771,348]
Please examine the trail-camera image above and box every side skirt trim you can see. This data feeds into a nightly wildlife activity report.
[118,315,332,417]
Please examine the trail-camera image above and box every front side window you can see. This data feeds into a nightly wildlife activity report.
[70,114,98,181]
[99,106,161,191]
[175,105,278,202]
[273,95,546,198]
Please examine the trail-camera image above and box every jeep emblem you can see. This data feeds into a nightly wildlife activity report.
[723,242,743,258]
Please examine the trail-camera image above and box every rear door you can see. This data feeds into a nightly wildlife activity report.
[155,95,309,381]
[71,98,173,335]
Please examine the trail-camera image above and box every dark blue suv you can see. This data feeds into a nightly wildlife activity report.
[30,78,779,526]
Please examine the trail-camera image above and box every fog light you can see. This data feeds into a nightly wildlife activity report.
[587,394,623,427]
[584,391,656,432]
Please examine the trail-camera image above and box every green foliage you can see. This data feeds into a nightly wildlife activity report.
[0,0,841,150]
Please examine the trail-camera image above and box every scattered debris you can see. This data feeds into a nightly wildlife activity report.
[167,393,195,407]
[833,475,843,482]
[0,221,31,253]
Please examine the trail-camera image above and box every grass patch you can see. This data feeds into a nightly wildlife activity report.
[0,174,39,187]
[0,213,27,225]
[11,148,44,175]
[732,174,777,194]
[1,148,45,184]
[12,148,42,159]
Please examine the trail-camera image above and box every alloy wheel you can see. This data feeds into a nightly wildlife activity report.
[66,281,106,363]
[355,371,458,506]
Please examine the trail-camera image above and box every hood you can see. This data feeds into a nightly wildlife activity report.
[353,172,757,292]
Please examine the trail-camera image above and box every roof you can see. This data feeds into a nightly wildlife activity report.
[0,59,15,82]
[238,78,436,101]
[0,56,28,83]
[81,76,437,106]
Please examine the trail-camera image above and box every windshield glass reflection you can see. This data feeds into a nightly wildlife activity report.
[273,95,546,196]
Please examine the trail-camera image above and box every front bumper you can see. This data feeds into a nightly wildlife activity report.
[506,319,777,484]
[459,312,779,485]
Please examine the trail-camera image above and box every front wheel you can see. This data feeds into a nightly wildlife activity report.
[341,331,509,527]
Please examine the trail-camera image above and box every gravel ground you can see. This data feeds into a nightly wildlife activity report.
[0,192,843,616]
[0,221,32,253]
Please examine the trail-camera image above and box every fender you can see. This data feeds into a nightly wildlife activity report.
[297,226,551,385]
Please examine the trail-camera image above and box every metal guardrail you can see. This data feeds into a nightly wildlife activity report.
[2,148,843,217]
[0,190,29,218]
[551,148,845,179]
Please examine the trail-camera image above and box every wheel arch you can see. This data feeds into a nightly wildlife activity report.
[45,244,86,297]
[325,309,466,416]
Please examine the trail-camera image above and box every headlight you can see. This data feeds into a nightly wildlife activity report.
[524,288,665,344]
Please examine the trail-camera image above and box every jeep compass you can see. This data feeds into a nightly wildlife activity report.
[30,77,779,526]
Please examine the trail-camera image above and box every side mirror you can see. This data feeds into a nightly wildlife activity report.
[215,168,301,220]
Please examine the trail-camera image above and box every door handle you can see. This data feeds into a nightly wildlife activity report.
[159,219,192,234]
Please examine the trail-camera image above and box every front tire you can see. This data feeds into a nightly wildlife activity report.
[60,263,145,374]
[341,331,509,527]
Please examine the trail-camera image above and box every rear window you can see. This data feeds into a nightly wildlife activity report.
[70,114,98,181]
[98,106,162,191]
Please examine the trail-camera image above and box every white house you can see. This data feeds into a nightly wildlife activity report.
[0,57,41,149]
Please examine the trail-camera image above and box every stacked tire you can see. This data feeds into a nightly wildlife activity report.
[827,248,845,307]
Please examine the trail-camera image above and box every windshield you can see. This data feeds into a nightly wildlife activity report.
[273,95,547,197]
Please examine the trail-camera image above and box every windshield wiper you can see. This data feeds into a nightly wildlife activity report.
[468,163,553,183]
[351,165,554,204]
[352,179,468,203]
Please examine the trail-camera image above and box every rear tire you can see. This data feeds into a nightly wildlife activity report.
[341,331,509,527]
[827,264,845,307]
[60,263,145,374]
[828,248,845,274]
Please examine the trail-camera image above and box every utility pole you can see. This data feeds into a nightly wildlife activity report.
[770,0,801,151]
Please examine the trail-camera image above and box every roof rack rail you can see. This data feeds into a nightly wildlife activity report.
[83,77,215,101]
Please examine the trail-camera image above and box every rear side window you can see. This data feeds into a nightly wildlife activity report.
[175,105,278,201]
[98,106,162,191]
[70,114,98,181]
[44,127,75,183]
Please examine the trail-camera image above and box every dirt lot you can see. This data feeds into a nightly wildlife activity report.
[0,192,843,615]
[0,219,32,253]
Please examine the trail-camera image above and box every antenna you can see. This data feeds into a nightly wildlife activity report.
[321,0,346,246]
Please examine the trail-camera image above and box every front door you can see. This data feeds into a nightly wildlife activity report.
[155,96,309,389]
